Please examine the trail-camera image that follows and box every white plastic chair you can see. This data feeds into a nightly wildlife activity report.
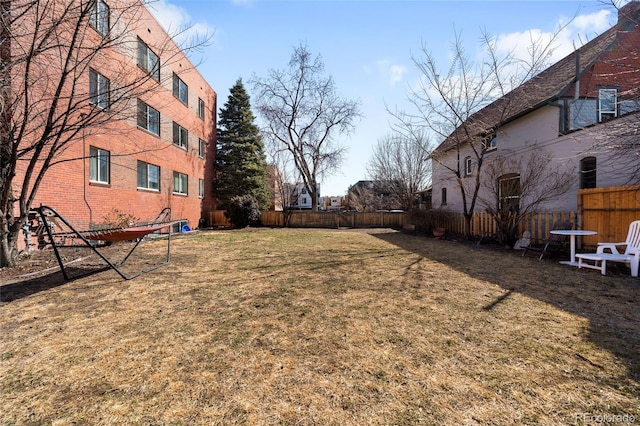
[575,220,640,277]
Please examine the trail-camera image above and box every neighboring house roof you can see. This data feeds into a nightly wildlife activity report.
[432,2,639,155]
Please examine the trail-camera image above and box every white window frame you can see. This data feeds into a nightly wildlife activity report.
[137,99,160,136]
[464,156,472,176]
[137,161,160,191]
[89,146,110,184]
[598,88,618,122]
[172,122,188,150]
[137,38,160,81]
[198,178,204,198]
[89,0,109,35]
[482,135,497,151]
[89,69,109,109]
[173,171,188,195]
[173,73,188,105]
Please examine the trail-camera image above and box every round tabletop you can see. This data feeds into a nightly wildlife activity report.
[550,230,597,236]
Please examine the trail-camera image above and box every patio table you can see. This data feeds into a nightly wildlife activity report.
[550,229,597,266]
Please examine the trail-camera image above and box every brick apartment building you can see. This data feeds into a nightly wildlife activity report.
[8,0,217,243]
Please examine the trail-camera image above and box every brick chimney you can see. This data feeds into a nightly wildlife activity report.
[618,1,640,32]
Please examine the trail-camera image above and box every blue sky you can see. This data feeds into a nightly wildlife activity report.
[148,0,620,196]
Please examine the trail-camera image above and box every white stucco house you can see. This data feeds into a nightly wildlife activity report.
[430,2,640,215]
[286,183,321,209]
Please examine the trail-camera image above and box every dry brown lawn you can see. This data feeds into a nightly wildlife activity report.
[1,228,639,425]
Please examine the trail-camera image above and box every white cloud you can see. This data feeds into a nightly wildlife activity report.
[493,9,614,67]
[146,0,215,47]
[375,59,407,88]
[231,0,255,7]
[554,9,613,57]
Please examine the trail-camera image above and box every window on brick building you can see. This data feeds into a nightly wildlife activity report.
[89,69,110,109]
[598,88,618,122]
[198,138,205,158]
[137,38,160,81]
[89,146,110,184]
[198,179,204,198]
[173,73,188,105]
[198,98,205,119]
[172,122,188,150]
[89,0,109,35]
[137,99,160,136]
[173,171,188,195]
[137,161,160,191]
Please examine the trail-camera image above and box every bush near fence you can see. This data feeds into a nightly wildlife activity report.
[445,211,578,245]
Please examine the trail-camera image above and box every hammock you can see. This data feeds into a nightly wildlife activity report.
[84,223,176,242]
[33,205,184,280]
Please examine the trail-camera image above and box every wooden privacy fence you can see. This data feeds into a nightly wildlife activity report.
[208,209,576,242]
[444,211,578,244]
[578,184,640,247]
[207,185,639,246]
[207,210,407,229]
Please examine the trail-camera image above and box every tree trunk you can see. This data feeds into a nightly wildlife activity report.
[311,188,318,211]
[0,215,18,268]
[463,212,473,240]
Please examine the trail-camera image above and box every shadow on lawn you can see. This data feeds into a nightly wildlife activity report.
[0,267,108,303]
[373,230,640,384]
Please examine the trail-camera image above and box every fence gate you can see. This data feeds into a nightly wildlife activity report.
[579,184,640,246]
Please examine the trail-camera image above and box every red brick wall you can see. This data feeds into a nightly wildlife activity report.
[12,0,217,238]
[579,6,640,98]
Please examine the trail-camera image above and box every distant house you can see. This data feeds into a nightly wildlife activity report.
[286,183,321,210]
[430,1,640,213]
[320,196,344,211]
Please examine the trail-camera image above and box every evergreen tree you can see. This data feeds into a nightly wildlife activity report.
[215,79,270,210]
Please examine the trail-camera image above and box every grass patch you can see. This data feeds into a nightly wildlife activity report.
[1,228,639,424]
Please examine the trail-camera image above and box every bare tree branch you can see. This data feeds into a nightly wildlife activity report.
[250,43,361,211]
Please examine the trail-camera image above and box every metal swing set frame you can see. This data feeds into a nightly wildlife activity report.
[32,205,183,280]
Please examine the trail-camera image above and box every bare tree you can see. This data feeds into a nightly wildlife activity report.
[0,0,209,267]
[250,43,361,211]
[478,149,575,246]
[346,183,376,212]
[601,114,640,184]
[367,129,432,212]
[401,28,564,238]
[266,143,301,227]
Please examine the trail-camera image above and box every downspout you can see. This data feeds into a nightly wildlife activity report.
[574,49,580,101]
[80,117,93,226]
